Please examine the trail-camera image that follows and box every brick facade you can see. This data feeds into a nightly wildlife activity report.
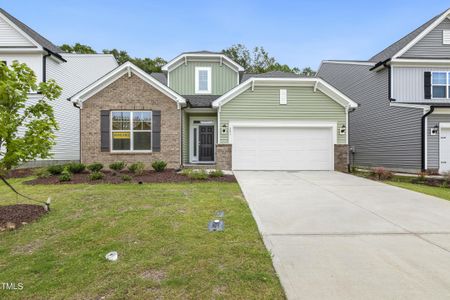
[216,144,232,170]
[334,144,349,172]
[80,74,181,169]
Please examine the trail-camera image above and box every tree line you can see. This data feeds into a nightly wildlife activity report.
[59,43,316,76]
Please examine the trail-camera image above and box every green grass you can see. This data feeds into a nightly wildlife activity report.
[0,178,284,299]
[386,180,450,201]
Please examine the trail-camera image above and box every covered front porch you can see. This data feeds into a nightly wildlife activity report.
[182,109,219,167]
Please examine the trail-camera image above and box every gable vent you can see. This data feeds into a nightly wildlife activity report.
[280,89,287,105]
[443,30,450,45]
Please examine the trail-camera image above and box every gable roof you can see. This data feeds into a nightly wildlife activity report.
[161,51,245,72]
[370,8,450,62]
[212,77,358,109]
[69,62,186,106]
[0,8,64,59]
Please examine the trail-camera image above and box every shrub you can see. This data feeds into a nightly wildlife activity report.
[152,160,167,172]
[59,169,72,182]
[109,161,127,172]
[417,171,427,182]
[66,162,85,174]
[33,168,50,179]
[180,168,192,176]
[370,167,393,181]
[47,164,64,175]
[87,162,103,173]
[209,169,224,177]
[121,174,132,182]
[128,162,145,175]
[187,169,209,180]
[89,171,104,181]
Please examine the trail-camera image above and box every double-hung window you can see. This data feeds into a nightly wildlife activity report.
[111,111,152,151]
[431,72,450,99]
[195,67,211,94]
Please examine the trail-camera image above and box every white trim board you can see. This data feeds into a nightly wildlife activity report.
[212,77,358,109]
[69,62,186,106]
[162,53,245,72]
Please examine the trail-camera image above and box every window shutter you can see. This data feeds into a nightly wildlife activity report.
[424,72,431,99]
[152,110,161,152]
[100,110,110,152]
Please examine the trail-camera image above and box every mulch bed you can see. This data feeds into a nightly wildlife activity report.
[24,169,236,185]
[5,168,34,179]
[0,204,47,231]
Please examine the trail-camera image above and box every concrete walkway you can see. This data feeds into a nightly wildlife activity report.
[235,171,450,300]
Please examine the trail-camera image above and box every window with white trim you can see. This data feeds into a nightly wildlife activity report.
[443,30,450,45]
[195,67,211,94]
[111,111,152,151]
[431,72,450,99]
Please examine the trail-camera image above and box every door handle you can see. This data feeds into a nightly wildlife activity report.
[441,161,447,164]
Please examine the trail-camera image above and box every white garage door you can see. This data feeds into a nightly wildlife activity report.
[232,126,334,170]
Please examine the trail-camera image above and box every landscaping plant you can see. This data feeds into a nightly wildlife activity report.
[87,162,104,173]
[33,168,50,179]
[209,169,224,177]
[128,162,145,175]
[89,171,104,181]
[66,162,86,174]
[47,165,64,175]
[121,174,132,182]
[151,160,167,172]
[58,169,72,182]
[109,161,127,172]
[370,167,393,181]
[187,169,209,180]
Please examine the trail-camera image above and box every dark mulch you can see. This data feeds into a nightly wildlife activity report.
[0,204,47,231]
[5,168,34,179]
[411,177,448,187]
[24,169,236,185]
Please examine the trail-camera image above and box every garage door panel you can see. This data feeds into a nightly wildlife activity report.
[232,126,334,170]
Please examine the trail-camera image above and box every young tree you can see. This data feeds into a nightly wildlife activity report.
[0,61,62,175]
[60,43,96,54]
[103,49,167,73]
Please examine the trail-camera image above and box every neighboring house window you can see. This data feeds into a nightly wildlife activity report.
[195,67,211,94]
[431,72,449,99]
[111,111,152,151]
[443,30,450,45]
[280,89,287,105]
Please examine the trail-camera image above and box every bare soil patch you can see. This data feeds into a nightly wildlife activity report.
[24,169,236,185]
[5,168,34,179]
[0,204,46,231]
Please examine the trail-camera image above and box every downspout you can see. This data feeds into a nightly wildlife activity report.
[180,106,183,169]
[422,106,434,171]
[42,53,51,82]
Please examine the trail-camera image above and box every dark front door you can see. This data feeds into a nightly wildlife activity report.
[199,126,214,161]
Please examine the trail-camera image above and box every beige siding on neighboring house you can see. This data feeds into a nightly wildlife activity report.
[80,73,181,168]
[169,61,238,95]
[219,85,347,144]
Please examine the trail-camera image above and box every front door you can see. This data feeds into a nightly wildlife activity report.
[440,126,450,173]
[199,126,214,161]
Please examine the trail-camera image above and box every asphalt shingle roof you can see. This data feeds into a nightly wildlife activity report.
[150,72,167,85]
[183,95,220,108]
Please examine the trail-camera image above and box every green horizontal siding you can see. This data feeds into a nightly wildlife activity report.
[219,86,347,144]
[169,62,238,95]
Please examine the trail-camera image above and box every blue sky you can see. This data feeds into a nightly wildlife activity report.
[2,1,449,69]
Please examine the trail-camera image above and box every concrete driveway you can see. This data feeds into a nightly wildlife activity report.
[235,171,450,300]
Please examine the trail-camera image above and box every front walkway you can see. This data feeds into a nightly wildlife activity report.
[235,171,450,299]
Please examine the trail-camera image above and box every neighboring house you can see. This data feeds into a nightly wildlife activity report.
[69,52,357,171]
[318,8,450,174]
[0,8,118,166]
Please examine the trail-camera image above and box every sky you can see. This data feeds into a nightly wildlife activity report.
[2,0,449,69]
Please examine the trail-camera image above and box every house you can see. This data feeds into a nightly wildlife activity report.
[0,8,118,166]
[318,8,450,174]
[69,52,357,171]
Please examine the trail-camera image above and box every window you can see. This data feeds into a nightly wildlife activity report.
[443,30,450,45]
[195,67,211,94]
[280,89,287,105]
[431,72,449,99]
[111,111,152,151]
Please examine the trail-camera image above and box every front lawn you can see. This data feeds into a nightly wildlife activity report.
[0,178,284,299]
[386,180,450,201]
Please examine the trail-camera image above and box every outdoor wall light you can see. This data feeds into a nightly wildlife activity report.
[339,125,346,135]
[221,124,228,134]
[431,125,439,136]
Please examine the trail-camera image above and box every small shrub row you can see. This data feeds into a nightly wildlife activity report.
[181,168,224,180]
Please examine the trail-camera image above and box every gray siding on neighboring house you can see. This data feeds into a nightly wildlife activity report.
[427,113,450,169]
[318,63,424,171]
[402,18,450,58]
[392,66,450,102]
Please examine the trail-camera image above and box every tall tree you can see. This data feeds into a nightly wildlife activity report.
[59,43,96,54]
[223,44,313,75]
[0,61,62,174]
[103,49,167,74]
